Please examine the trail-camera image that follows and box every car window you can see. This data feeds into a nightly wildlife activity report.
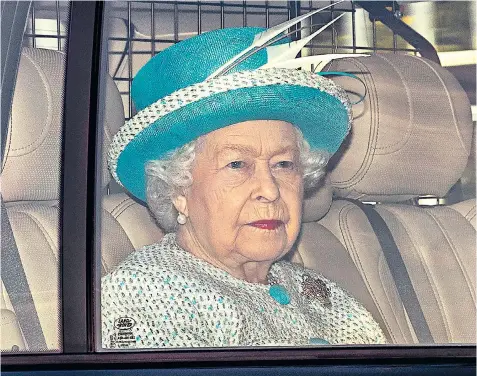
[1,1,70,353]
[2,0,474,357]
[95,0,476,351]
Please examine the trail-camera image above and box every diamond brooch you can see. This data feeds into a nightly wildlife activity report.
[301,274,332,307]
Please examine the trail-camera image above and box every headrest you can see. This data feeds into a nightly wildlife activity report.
[102,75,125,190]
[325,54,473,202]
[302,175,333,223]
[2,48,65,202]
[2,48,124,202]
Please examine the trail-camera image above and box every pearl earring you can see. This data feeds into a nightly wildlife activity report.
[177,212,187,225]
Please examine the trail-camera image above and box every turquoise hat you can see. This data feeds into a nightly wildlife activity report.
[108,26,352,201]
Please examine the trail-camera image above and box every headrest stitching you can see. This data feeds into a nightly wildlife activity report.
[373,54,413,153]
[10,51,53,154]
[331,58,377,188]
[417,56,469,155]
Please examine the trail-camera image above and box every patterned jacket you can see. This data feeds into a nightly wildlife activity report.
[102,233,387,348]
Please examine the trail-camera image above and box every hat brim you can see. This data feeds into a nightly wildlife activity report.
[116,84,349,201]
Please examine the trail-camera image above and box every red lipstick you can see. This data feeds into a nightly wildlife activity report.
[249,220,283,230]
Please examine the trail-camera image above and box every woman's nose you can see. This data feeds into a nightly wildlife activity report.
[251,165,280,202]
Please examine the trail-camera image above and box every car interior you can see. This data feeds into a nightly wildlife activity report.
[1,1,475,353]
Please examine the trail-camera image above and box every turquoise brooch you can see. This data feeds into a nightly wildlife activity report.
[269,284,291,305]
[267,274,290,305]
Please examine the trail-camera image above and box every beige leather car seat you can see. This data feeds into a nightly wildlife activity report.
[316,54,475,344]
[291,176,391,340]
[1,47,125,351]
[101,193,164,275]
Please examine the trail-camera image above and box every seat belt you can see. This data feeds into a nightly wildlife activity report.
[342,199,435,343]
[1,198,48,350]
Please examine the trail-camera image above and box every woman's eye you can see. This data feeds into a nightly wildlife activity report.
[275,161,294,169]
[227,161,245,169]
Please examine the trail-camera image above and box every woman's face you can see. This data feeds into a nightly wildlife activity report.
[180,120,304,266]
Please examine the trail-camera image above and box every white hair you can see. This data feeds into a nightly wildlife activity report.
[145,127,330,232]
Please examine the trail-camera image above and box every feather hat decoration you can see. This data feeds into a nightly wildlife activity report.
[207,0,367,78]
[108,3,365,201]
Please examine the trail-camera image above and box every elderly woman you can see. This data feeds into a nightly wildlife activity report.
[102,18,386,348]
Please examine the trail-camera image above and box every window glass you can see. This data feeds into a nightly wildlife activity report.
[1,1,70,353]
[97,0,476,351]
